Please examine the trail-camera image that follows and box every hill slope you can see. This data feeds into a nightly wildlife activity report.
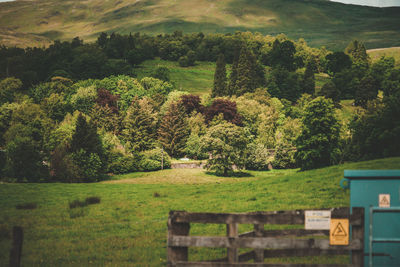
[0,0,400,49]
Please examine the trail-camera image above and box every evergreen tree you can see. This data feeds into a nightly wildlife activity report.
[121,97,157,152]
[345,40,370,66]
[158,102,189,158]
[354,74,379,108]
[295,97,340,170]
[212,54,227,97]
[69,113,105,181]
[70,113,103,157]
[302,60,315,95]
[319,81,341,106]
[228,48,240,96]
[235,46,257,95]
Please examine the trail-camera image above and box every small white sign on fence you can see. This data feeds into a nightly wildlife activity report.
[305,210,331,230]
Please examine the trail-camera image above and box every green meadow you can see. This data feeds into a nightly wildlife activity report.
[135,60,216,95]
[368,47,400,66]
[1,157,399,266]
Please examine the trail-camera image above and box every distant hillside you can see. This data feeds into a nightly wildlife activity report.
[368,47,400,65]
[0,0,400,49]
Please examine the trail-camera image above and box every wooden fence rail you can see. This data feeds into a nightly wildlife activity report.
[167,207,364,266]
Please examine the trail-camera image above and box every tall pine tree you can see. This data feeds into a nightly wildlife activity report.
[71,113,103,157]
[121,97,157,152]
[228,48,240,96]
[234,45,257,96]
[158,102,189,158]
[212,54,228,97]
[345,40,370,66]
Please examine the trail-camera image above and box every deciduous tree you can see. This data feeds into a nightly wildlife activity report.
[295,97,340,170]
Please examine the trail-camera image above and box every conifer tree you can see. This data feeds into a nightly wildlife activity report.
[345,40,370,66]
[212,54,228,97]
[354,74,379,108]
[228,49,240,96]
[235,46,257,95]
[158,102,189,158]
[320,81,341,106]
[70,113,103,157]
[121,97,157,152]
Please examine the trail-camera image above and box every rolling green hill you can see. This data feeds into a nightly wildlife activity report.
[0,0,400,50]
[0,157,399,265]
[368,47,400,66]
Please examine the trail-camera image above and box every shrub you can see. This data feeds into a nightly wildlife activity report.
[72,150,103,182]
[245,143,271,171]
[108,155,140,174]
[179,56,190,67]
[139,148,171,171]
[272,146,297,169]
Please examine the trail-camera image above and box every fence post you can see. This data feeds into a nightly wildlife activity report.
[351,207,364,266]
[254,224,264,262]
[168,214,190,266]
[9,226,23,267]
[227,223,238,263]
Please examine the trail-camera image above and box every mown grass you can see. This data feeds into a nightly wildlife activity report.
[135,59,216,95]
[0,157,399,266]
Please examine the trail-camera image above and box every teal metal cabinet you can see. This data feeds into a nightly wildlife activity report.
[342,170,400,267]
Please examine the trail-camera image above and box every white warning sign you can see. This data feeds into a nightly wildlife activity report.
[379,194,390,208]
[305,210,331,230]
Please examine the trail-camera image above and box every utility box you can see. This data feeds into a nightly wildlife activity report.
[341,170,400,267]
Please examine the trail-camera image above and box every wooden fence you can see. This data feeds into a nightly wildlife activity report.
[167,207,364,266]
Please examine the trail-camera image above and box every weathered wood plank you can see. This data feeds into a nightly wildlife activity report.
[262,229,329,237]
[169,208,352,225]
[254,224,264,262]
[169,236,363,250]
[9,226,23,267]
[263,248,348,258]
[175,262,354,267]
[227,223,238,263]
[210,250,255,263]
[170,210,305,224]
[351,207,364,266]
[239,229,330,238]
[168,218,190,265]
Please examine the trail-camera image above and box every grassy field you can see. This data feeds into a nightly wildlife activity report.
[1,157,400,266]
[0,0,399,50]
[368,47,400,65]
[135,59,216,95]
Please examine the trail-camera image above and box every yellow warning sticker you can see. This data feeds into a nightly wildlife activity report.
[330,219,349,245]
[379,194,390,208]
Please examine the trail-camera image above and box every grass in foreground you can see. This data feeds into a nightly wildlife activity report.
[0,157,399,266]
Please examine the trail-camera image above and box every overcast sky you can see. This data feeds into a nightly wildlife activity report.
[330,0,400,6]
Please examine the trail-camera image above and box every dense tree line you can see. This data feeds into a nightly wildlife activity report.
[0,31,325,89]
[0,32,399,180]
